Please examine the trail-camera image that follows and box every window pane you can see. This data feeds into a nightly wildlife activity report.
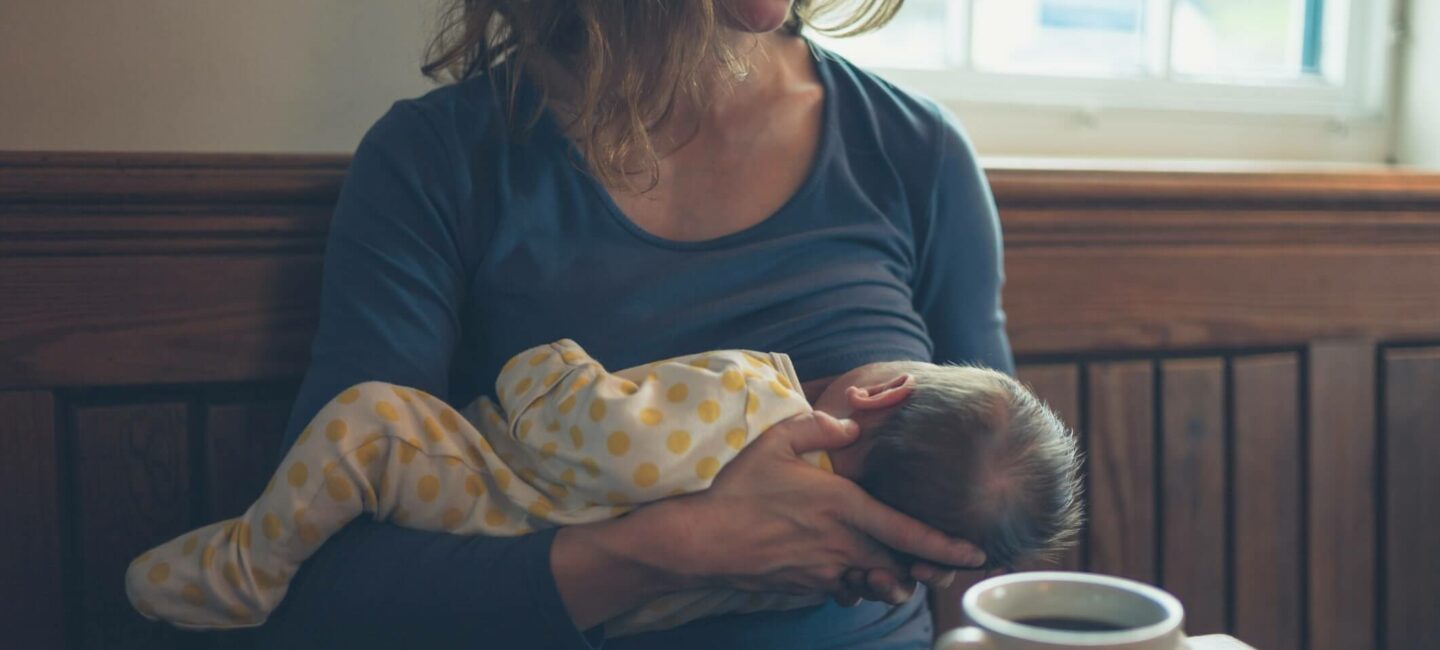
[972,0,1148,77]
[1171,0,1314,79]
[809,0,953,69]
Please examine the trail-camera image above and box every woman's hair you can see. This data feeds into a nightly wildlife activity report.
[422,0,905,190]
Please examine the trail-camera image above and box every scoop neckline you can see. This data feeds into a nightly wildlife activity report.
[555,38,838,252]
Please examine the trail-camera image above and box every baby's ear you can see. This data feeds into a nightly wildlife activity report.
[847,374,914,412]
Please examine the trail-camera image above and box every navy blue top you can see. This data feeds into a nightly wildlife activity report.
[257,43,1012,649]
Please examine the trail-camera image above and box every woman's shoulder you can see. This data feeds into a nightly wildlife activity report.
[812,43,968,162]
[357,72,551,167]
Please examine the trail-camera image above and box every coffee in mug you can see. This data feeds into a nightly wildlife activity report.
[934,571,1187,650]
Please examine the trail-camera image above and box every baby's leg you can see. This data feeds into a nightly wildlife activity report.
[125,382,519,629]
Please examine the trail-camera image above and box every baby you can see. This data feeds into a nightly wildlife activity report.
[126,339,1082,635]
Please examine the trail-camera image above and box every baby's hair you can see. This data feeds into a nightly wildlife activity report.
[856,364,1083,570]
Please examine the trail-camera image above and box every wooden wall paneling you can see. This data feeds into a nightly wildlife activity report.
[1231,354,1303,650]
[72,401,192,650]
[1016,364,1085,572]
[1159,359,1227,636]
[0,391,66,648]
[203,397,291,521]
[1382,347,1440,650]
[1308,341,1377,650]
[1086,361,1157,584]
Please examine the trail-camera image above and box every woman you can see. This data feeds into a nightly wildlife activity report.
[257,0,1011,647]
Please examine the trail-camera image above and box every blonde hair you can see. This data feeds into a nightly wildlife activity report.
[422,1,906,191]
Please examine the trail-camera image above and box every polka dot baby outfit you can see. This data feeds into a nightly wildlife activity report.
[125,339,830,635]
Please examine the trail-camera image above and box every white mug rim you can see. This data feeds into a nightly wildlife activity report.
[962,571,1185,647]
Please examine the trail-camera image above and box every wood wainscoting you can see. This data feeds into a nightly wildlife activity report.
[3,152,1439,649]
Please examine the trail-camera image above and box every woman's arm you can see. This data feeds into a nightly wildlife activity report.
[258,103,602,648]
[912,106,1015,375]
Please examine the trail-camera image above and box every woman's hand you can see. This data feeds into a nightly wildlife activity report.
[660,410,984,601]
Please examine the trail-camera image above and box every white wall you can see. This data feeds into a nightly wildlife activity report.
[1398,0,1440,167]
[0,0,438,153]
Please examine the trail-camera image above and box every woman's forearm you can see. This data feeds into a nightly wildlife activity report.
[550,498,702,629]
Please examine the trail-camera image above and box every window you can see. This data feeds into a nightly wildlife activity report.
[812,0,1393,120]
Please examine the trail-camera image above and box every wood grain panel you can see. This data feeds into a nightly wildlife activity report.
[72,402,192,650]
[203,399,291,521]
[1308,342,1377,650]
[1005,246,1440,355]
[1383,347,1440,650]
[1016,364,1085,572]
[1232,354,1303,650]
[0,391,66,649]
[1087,361,1156,584]
[1160,359,1227,636]
[0,254,322,389]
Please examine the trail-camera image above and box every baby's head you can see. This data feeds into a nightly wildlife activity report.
[819,363,1083,569]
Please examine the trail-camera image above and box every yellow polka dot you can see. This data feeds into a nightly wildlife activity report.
[540,442,558,459]
[503,355,521,373]
[325,418,349,443]
[200,545,215,569]
[337,387,360,404]
[561,468,577,486]
[485,507,508,527]
[561,350,583,363]
[589,399,607,422]
[726,428,746,450]
[513,377,534,396]
[356,439,381,465]
[667,430,692,454]
[423,417,445,441]
[696,457,720,480]
[770,380,790,398]
[558,395,577,414]
[254,567,285,590]
[417,475,440,502]
[744,352,773,369]
[294,510,321,545]
[519,419,534,438]
[546,420,561,433]
[607,431,631,456]
[633,463,660,488]
[393,386,414,403]
[439,409,461,432]
[817,452,834,473]
[747,390,760,414]
[494,468,512,490]
[569,426,585,449]
[640,409,664,426]
[721,369,745,392]
[543,371,562,388]
[465,474,485,497]
[581,458,601,477]
[571,373,593,390]
[262,513,283,540]
[398,442,418,464]
[326,472,354,502]
[666,384,689,403]
[147,562,170,585]
[529,351,552,366]
[477,436,494,454]
[287,462,308,488]
[697,400,721,423]
[222,562,242,589]
[182,584,205,605]
[689,357,711,369]
[181,535,197,556]
[528,499,554,518]
[442,508,465,530]
[607,491,629,505]
[375,401,400,422]
[620,381,639,395]
[235,521,252,549]
[519,467,538,484]
[226,604,250,622]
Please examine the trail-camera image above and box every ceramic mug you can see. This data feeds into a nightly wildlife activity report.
[934,571,1187,650]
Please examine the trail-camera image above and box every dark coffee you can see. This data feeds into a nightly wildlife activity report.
[1012,616,1129,632]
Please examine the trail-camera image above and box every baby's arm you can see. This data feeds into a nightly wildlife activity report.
[491,339,817,518]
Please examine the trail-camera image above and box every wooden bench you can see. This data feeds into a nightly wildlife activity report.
[4,152,1439,649]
